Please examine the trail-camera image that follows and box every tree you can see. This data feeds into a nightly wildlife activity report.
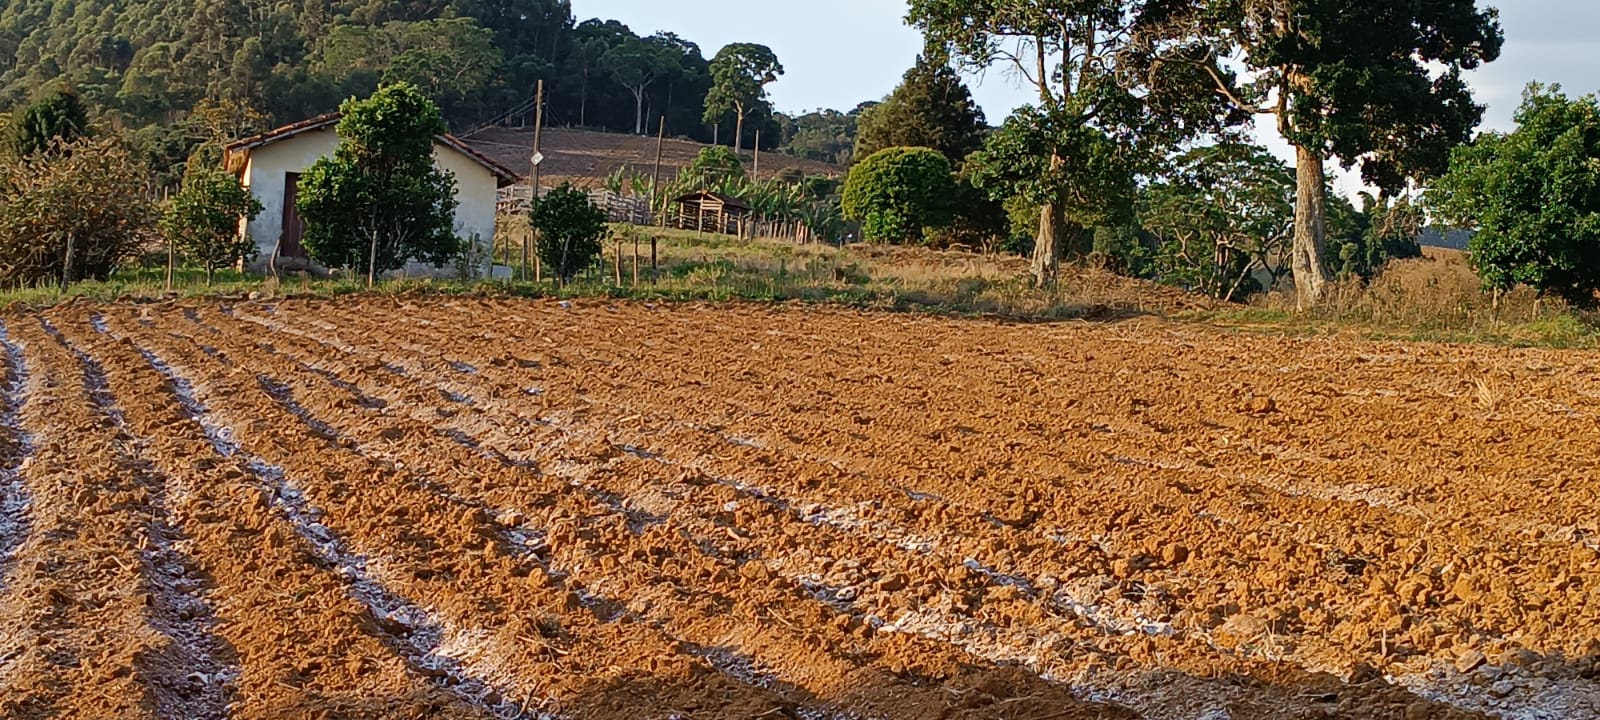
[1431,84,1600,306]
[1326,193,1424,282]
[603,34,677,135]
[841,147,957,244]
[907,0,1223,288]
[687,146,746,187]
[161,167,264,285]
[311,18,506,126]
[854,52,986,163]
[296,83,460,285]
[1143,143,1294,301]
[965,106,1137,267]
[0,136,156,286]
[530,183,606,283]
[778,108,859,165]
[8,85,89,156]
[1132,0,1503,307]
[703,43,782,154]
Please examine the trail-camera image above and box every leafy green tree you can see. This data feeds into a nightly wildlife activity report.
[312,18,505,125]
[965,107,1137,269]
[1431,84,1600,306]
[0,135,156,286]
[530,183,607,283]
[1326,194,1425,282]
[854,52,986,163]
[908,0,1224,288]
[161,167,264,285]
[703,43,782,154]
[296,83,460,284]
[777,108,859,165]
[841,147,956,244]
[1142,144,1295,301]
[686,145,745,187]
[1132,0,1503,307]
[9,85,89,156]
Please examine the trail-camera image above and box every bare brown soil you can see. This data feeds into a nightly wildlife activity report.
[1,297,1597,719]
[464,127,844,187]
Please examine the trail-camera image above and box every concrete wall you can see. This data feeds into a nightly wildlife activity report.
[240,128,499,278]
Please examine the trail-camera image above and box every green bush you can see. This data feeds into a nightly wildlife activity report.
[531,184,608,283]
[841,146,955,244]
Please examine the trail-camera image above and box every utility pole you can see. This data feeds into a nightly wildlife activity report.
[651,115,666,226]
[753,130,760,181]
[524,79,545,282]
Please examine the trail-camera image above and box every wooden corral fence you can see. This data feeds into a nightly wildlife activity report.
[497,184,654,225]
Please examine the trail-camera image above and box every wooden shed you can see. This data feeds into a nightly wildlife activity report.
[673,190,751,235]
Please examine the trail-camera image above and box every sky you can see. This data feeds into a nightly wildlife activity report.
[580,0,1600,192]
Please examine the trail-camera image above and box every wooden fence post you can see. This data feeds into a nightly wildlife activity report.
[632,234,640,286]
[613,237,622,285]
[650,236,658,283]
[165,232,176,293]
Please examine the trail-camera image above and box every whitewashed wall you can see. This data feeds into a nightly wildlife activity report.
[240,127,499,278]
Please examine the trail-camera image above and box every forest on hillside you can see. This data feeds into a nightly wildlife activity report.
[0,0,865,180]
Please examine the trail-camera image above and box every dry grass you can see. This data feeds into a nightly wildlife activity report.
[1213,247,1600,348]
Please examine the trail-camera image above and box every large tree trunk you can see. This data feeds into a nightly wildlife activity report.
[1031,151,1069,288]
[1031,201,1065,289]
[1292,144,1335,308]
[633,89,644,135]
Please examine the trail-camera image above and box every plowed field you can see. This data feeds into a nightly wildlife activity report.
[0,297,1596,720]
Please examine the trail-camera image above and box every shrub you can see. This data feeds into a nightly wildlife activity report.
[161,168,264,284]
[841,146,955,244]
[297,83,459,282]
[530,184,607,283]
[0,135,156,286]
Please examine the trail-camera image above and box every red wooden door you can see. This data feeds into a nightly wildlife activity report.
[280,172,306,258]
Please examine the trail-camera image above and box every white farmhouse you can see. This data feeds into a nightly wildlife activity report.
[223,113,519,277]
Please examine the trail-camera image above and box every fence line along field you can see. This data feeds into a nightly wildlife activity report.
[0,297,1596,720]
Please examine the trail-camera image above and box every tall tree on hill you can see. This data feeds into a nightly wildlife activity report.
[703,43,782,154]
[854,51,986,163]
[908,0,1228,288]
[1130,1,1503,308]
[644,32,711,138]
[603,34,677,135]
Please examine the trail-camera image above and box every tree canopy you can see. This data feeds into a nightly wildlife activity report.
[0,0,733,178]
[8,85,88,156]
[842,146,956,244]
[295,83,459,282]
[530,182,607,283]
[703,43,783,153]
[854,52,986,163]
[1132,0,1503,306]
[161,166,263,284]
[0,135,156,286]
[1432,84,1600,306]
[1143,143,1294,301]
[907,0,1228,288]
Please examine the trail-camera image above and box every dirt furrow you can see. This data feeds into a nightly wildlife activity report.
[344,300,1600,668]
[136,305,1152,720]
[0,318,166,719]
[41,319,235,719]
[49,313,500,719]
[186,304,1505,720]
[0,320,33,591]
[254,298,1599,716]
[99,309,811,720]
